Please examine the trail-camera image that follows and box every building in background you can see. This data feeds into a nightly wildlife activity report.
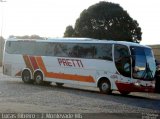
[149,45,160,61]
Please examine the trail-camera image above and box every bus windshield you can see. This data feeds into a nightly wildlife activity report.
[131,46,156,81]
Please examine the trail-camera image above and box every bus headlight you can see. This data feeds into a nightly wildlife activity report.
[151,83,155,87]
[134,82,140,86]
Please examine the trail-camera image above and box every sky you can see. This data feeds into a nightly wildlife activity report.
[0,0,160,45]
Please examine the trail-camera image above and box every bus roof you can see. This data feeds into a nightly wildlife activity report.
[7,37,150,49]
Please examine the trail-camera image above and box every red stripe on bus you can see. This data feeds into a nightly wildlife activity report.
[36,56,48,75]
[47,72,95,83]
[23,55,34,73]
[29,56,39,70]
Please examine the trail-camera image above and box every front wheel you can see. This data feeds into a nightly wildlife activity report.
[99,80,111,94]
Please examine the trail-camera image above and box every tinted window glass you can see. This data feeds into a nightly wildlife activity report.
[95,44,112,61]
[114,44,131,77]
[6,41,112,61]
[131,46,156,80]
[34,42,48,56]
[21,42,35,55]
[54,43,67,57]
[6,41,48,56]
[75,43,95,58]
[6,41,22,54]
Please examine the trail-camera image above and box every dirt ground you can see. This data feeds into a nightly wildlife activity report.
[0,67,160,118]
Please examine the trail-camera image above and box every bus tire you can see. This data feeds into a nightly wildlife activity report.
[56,83,64,87]
[98,79,111,94]
[34,71,43,85]
[22,70,32,84]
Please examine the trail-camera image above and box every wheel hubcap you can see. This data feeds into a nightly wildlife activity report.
[24,75,30,81]
[36,75,42,83]
[102,83,108,91]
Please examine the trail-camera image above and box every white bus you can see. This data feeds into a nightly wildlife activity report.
[3,38,156,95]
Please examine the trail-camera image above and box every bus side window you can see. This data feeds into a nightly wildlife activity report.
[95,44,112,61]
[5,41,11,53]
[114,44,131,77]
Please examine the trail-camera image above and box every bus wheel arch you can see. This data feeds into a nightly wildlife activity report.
[34,70,44,85]
[22,68,33,83]
[97,77,112,94]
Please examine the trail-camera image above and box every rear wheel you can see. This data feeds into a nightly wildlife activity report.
[99,79,112,94]
[34,72,43,85]
[22,70,33,84]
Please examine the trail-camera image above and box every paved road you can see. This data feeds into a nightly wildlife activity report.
[0,67,160,118]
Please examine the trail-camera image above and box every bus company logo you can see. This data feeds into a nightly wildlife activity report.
[58,58,84,68]
[110,74,118,79]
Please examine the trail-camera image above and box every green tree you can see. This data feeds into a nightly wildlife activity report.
[30,34,44,39]
[74,1,142,43]
[64,25,75,37]
[9,35,44,39]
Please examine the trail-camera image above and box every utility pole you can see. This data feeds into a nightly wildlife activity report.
[0,0,6,37]
[0,0,6,66]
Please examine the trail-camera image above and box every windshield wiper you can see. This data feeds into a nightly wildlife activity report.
[142,63,153,80]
